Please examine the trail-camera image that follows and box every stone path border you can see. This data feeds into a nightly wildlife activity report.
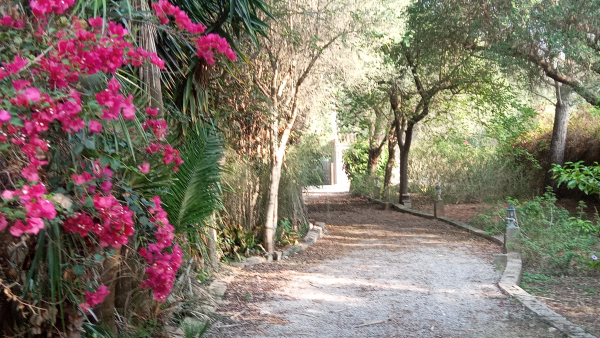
[228,223,326,268]
[365,196,597,338]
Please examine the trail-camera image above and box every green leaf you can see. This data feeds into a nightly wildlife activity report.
[85,196,94,208]
[73,143,84,155]
[10,117,24,127]
[84,139,96,150]
[73,265,85,276]
[100,155,112,167]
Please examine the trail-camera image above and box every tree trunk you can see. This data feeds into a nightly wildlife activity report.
[398,123,414,203]
[367,148,383,175]
[135,0,164,116]
[263,155,283,255]
[383,123,398,191]
[545,81,571,189]
[207,212,219,271]
[99,247,121,333]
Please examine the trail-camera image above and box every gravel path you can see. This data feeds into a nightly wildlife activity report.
[210,193,564,338]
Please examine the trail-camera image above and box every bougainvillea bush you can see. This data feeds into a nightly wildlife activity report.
[0,0,234,334]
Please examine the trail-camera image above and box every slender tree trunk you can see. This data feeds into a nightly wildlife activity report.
[383,123,398,191]
[545,81,571,189]
[207,212,219,270]
[100,247,121,333]
[398,123,414,203]
[367,148,383,175]
[135,0,164,116]
[264,113,285,255]
[264,154,283,255]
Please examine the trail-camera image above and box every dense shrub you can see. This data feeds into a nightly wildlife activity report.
[470,191,600,275]
[515,106,600,196]
[408,139,537,203]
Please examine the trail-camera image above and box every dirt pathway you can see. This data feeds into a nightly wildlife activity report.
[209,194,564,337]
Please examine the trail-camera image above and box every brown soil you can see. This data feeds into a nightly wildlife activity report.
[410,194,497,223]
[522,276,600,336]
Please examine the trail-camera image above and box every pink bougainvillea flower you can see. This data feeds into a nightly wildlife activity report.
[88,120,102,133]
[1,190,15,200]
[0,214,7,231]
[121,95,135,120]
[63,212,94,237]
[71,172,93,185]
[80,285,110,312]
[23,87,41,102]
[12,79,31,91]
[21,165,39,182]
[1,14,13,26]
[0,110,10,123]
[138,162,150,174]
[100,181,112,193]
[9,217,45,237]
[145,107,159,116]
[88,16,103,28]
[3,55,27,74]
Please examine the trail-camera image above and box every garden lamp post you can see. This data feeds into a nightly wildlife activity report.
[373,176,380,199]
[434,185,444,218]
[506,205,517,228]
[504,205,519,253]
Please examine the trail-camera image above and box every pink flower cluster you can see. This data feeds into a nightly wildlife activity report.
[195,34,237,65]
[1,184,56,236]
[63,212,95,237]
[64,161,136,247]
[139,196,182,302]
[96,78,135,121]
[35,18,164,89]
[150,0,236,65]
[1,14,25,29]
[30,0,74,17]
[92,194,135,247]
[151,0,206,34]
[146,143,183,171]
[80,285,110,312]
[0,55,27,85]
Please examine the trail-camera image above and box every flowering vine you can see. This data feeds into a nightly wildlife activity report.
[0,0,235,321]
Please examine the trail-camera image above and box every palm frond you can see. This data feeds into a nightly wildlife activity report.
[162,126,224,232]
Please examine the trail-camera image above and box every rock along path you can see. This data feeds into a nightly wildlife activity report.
[209,193,565,338]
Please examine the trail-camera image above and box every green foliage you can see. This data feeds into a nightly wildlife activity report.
[284,133,330,188]
[470,191,600,274]
[520,271,558,296]
[522,272,557,284]
[348,172,378,197]
[343,140,387,179]
[552,161,600,197]
[409,140,535,203]
[275,218,308,246]
[163,126,224,232]
[182,319,210,338]
[220,223,262,261]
